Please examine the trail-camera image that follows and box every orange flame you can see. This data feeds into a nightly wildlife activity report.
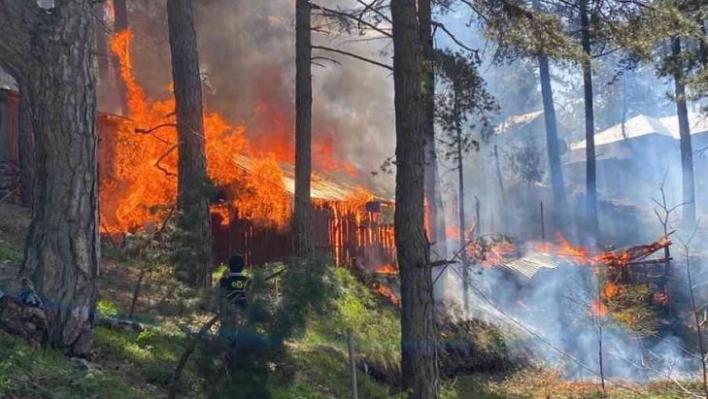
[373,283,400,306]
[100,30,368,234]
[604,282,619,300]
[588,298,609,317]
[376,264,399,275]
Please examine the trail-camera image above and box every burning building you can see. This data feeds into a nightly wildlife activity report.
[0,29,397,270]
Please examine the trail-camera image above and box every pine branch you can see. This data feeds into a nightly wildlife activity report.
[431,20,477,53]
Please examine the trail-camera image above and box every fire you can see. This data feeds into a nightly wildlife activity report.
[100,30,367,234]
[588,298,609,317]
[604,282,619,300]
[654,292,668,305]
[446,227,460,239]
[375,264,399,275]
[465,237,517,267]
[372,283,400,306]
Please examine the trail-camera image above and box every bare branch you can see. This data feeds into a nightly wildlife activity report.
[154,143,179,177]
[354,0,391,24]
[431,20,477,53]
[311,56,342,66]
[311,3,392,38]
[311,45,392,70]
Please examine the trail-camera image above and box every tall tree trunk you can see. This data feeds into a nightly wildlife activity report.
[0,0,101,357]
[391,0,439,398]
[672,37,696,227]
[537,54,567,230]
[579,0,600,240]
[112,0,129,115]
[533,0,566,232]
[17,84,34,208]
[294,0,313,258]
[455,107,470,315]
[418,0,447,261]
[167,0,213,287]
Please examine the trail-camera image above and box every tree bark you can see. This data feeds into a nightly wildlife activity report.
[294,0,313,258]
[532,0,566,231]
[0,0,101,357]
[167,0,213,287]
[391,0,439,398]
[671,37,696,228]
[579,0,600,240]
[112,0,129,116]
[17,84,34,208]
[418,0,447,262]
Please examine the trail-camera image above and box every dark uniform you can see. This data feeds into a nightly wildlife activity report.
[220,271,250,309]
[219,254,251,310]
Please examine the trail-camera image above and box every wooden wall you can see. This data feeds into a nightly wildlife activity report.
[212,203,396,269]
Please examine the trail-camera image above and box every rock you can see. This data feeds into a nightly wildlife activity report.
[96,317,144,333]
[70,357,102,372]
[0,294,48,348]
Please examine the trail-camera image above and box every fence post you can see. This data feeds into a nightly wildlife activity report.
[347,329,358,399]
[540,201,546,241]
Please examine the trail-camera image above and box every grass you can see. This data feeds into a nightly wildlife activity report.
[0,331,146,399]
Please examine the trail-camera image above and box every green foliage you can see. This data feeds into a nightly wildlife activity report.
[504,133,544,186]
[608,283,661,337]
[96,299,121,319]
[434,48,497,161]
[307,268,401,378]
[0,238,22,262]
[0,331,146,398]
[94,325,201,395]
[196,258,341,398]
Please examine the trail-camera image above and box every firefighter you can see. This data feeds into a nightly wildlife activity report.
[219,253,251,310]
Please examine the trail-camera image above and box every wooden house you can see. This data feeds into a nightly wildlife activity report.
[0,87,396,270]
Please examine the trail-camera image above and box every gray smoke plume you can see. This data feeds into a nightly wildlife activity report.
[124,0,395,193]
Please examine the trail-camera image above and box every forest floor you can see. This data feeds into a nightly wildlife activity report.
[0,202,699,398]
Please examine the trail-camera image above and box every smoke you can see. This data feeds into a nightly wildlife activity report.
[123,0,395,193]
[435,245,702,383]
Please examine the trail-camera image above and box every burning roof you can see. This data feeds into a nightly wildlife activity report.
[234,155,394,203]
[490,236,671,283]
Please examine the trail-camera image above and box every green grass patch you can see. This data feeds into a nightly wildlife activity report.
[302,268,401,383]
[93,324,201,395]
[0,331,146,399]
[0,238,22,263]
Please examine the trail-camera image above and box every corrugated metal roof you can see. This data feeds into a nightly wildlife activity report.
[571,114,673,151]
[0,67,17,91]
[491,250,570,280]
[570,113,708,153]
[658,113,708,137]
[495,110,544,136]
[234,155,394,203]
